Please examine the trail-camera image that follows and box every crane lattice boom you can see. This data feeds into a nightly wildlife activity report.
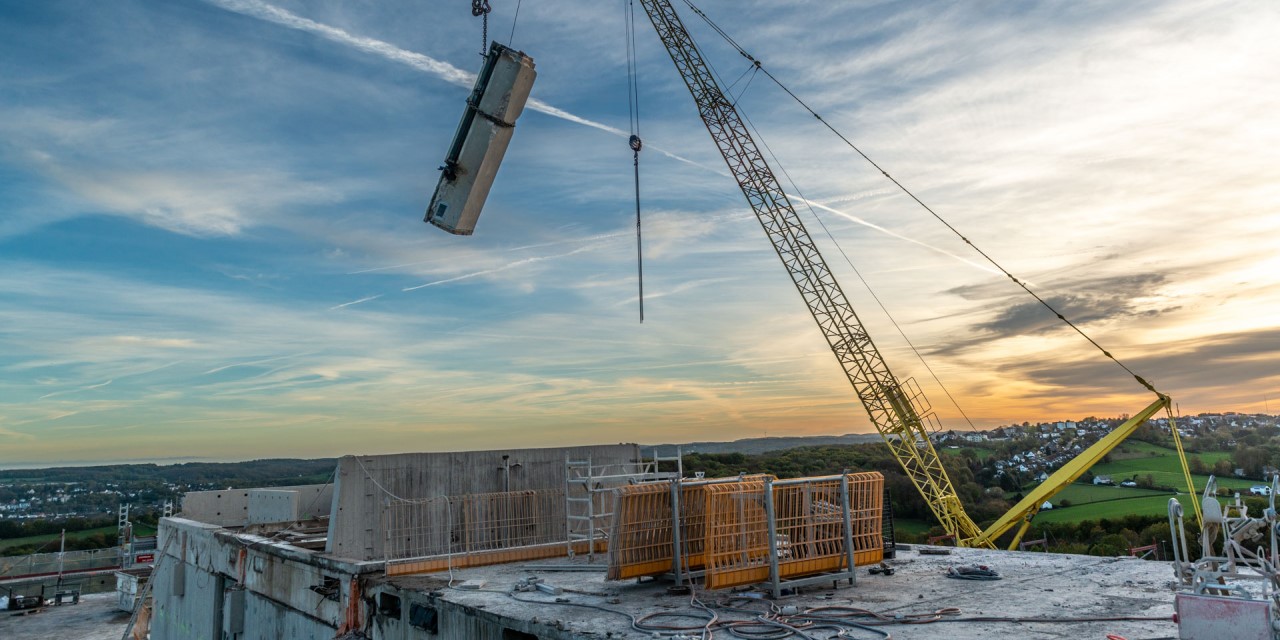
[636,0,990,546]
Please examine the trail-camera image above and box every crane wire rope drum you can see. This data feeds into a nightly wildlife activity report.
[625,0,646,323]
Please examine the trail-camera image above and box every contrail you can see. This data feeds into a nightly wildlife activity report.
[202,0,705,166]
[347,230,628,275]
[204,352,309,375]
[330,294,383,310]
[39,379,112,400]
[403,244,605,291]
[790,195,1003,276]
[207,0,1003,278]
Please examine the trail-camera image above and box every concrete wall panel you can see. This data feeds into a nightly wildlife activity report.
[326,444,643,560]
[181,483,333,527]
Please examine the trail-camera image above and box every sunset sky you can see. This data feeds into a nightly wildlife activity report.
[1,0,1277,467]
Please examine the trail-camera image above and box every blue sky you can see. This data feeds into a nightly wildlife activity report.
[1,0,1277,466]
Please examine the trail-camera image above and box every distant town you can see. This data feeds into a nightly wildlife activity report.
[3,411,1275,523]
[2,412,1278,556]
[932,411,1280,492]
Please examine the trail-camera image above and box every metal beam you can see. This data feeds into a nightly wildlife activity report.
[974,395,1170,549]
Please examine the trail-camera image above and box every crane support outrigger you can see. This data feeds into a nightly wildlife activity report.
[635,0,1186,549]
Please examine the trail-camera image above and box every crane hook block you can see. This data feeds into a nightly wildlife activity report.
[425,42,537,236]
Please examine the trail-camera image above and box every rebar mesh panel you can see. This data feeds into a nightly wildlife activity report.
[843,472,885,566]
[384,488,565,564]
[606,482,675,580]
[606,475,770,580]
[773,472,884,582]
[702,473,884,590]
[703,479,771,589]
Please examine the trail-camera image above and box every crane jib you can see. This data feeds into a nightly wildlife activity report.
[634,0,990,547]
[634,0,1191,550]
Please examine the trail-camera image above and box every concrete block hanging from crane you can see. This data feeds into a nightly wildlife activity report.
[425,42,537,235]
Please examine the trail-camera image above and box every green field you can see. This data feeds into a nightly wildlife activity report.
[1036,489,1199,523]
[1021,443,1259,524]
[0,524,157,553]
[1051,483,1170,504]
[891,518,933,535]
[943,446,996,461]
[1088,442,1254,493]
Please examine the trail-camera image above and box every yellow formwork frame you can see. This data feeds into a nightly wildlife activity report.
[703,473,884,590]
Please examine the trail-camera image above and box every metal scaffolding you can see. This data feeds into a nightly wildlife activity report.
[565,449,682,563]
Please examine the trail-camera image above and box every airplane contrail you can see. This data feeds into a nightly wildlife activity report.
[790,195,1003,277]
[402,243,606,291]
[206,0,1002,279]
[330,294,383,310]
[202,0,705,167]
[39,379,112,400]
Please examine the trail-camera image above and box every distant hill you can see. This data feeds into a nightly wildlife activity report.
[646,433,884,456]
[0,458,337,487]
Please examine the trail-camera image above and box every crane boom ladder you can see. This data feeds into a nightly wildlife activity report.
[636,0,990,547]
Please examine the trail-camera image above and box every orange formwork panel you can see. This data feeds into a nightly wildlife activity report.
[772,472,884,582]
[606,475,771,581]
[702,472,884,590]
[702,478,772,589]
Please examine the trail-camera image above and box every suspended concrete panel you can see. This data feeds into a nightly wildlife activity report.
[425,42,537,236]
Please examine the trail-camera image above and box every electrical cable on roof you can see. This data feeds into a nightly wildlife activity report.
[625,0,645,323]
[675,0,1164,398]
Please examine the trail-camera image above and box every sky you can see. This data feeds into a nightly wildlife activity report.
[1,0,1277,467]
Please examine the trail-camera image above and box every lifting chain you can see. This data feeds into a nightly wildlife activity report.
[472,0,492,55]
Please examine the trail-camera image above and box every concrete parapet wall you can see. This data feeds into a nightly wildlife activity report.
[180,483,333,527]
[325,444,643,561]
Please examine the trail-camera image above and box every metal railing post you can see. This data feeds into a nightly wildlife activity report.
[840,473,857,586]
[765,477,781,598]
[671,477,684,585]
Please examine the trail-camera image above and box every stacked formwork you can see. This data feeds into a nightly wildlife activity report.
[606,475,770,581]
[381,470,884,592]
[607,472,884,591]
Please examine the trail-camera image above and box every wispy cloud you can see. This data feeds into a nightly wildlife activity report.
[330,294,383,310]
[202,0,717,169]
[39,379,112,400]
[402,243,607,291]
[203,0,622,135]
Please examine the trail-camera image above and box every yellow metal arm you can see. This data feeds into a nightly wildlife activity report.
[968,395,1171,549]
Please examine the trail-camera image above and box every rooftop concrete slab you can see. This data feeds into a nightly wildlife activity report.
[386,545,1179,640]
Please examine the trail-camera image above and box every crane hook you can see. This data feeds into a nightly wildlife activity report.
[471,0,492,17]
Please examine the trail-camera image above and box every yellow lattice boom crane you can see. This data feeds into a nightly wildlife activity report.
[634,0,1196,549]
